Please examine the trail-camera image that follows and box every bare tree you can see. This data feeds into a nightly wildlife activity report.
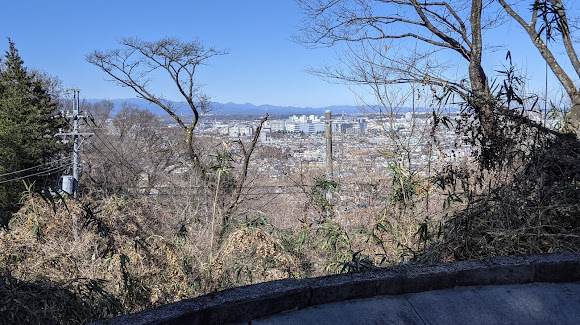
[87,37,269,219]
[113,104,180,189]
[296,1,496,125]
[498,0,580,124]
[83,99,114,129]
[296,0,567,172]
[298,1,578,132]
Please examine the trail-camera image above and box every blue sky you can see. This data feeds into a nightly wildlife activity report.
[0,1,577,108]
[0,1,351,107]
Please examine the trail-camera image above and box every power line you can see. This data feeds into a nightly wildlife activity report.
[83,108,143,177]
[91,132,141,176]
[0,157,71,178]
[0,164,68,184]
[88,140,140,177]
[123,179,389,192]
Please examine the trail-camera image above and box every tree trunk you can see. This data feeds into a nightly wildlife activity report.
[569,92,580,122]
[469,0,497,134]
[498,0,580,125]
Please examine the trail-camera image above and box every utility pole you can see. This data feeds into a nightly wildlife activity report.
[56,89,94,198]
[325,110,333,218]
[325,110,333,181]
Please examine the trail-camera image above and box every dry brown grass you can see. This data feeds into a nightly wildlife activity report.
[2,132,579,324]
[434,133,580,260]
[0,191,307,323]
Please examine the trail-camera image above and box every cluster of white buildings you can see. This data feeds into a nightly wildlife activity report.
[204,114,369,137]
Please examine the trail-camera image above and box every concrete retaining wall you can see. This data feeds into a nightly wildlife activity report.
[99,252,580,325]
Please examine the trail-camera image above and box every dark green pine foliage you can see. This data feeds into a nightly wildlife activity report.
[0,39,67,228]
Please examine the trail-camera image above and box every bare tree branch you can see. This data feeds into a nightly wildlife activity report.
[225,114,270,220]
[498,0,580,122]
[88,37,269,221]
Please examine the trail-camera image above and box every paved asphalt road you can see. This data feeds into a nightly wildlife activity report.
[252,282,580,325]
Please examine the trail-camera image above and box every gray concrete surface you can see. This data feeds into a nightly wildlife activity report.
[253,282,580,325]
[99,252,580,325]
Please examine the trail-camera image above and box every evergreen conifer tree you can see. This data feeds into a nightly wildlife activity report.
[0,39,67,229]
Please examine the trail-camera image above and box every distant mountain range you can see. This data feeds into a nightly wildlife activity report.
[84,98,422,117]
